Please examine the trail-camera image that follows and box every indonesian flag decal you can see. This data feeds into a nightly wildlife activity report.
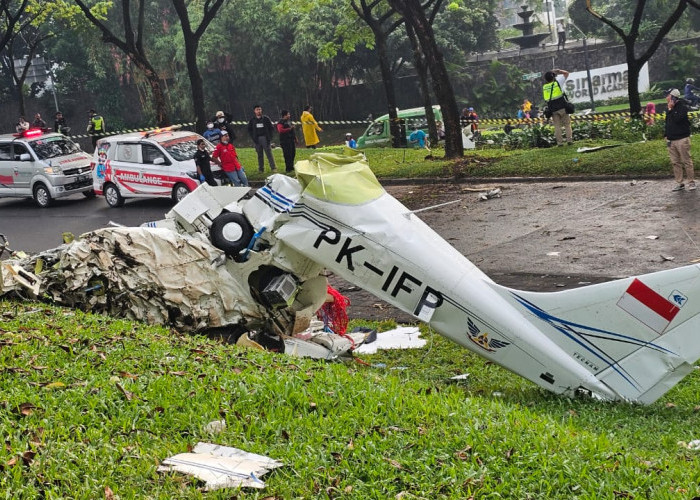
[616,278,683,334]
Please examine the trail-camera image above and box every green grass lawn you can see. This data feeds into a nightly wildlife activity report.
[1,301,700,498]
[238,137,678,182]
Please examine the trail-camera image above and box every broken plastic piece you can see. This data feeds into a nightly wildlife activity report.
[157,442,283,490]
[478,188,502,201]
[353,326,426,354]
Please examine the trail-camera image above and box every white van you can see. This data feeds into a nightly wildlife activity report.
[92,127,220,208]
[0,128,94,207]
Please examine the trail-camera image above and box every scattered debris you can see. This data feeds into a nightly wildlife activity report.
[204,420,227,434]
[678,440,700,450]
[661,255,675,262]
[353,327,426,354]
[646,235,659,240]
[450,373,469,381]
[576,145,623,153]
[478,188,501,201]
[158,442,283,490]
[546,252,561,257]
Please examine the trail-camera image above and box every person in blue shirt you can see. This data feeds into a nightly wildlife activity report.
[684,78,700,107]
[345,133,357,149]
[408,127,428,149]
[202,121,222,144]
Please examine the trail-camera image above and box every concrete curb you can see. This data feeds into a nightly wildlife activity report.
[249,173,672,188]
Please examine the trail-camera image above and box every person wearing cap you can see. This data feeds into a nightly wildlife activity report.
[54,111,69,134]
[86,109,106,150]
[194,138,217,187]
[664,88,695,191]
[202,120,222,145]
[212,110,236,139]
[300,105,322,148]
[277,109,298,172]
[212,130,248,187]
[542,69,572,146]
[345,133,357,149]
[247,105,277,173]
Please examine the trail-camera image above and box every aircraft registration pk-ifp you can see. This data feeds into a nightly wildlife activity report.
[223,151,699,404]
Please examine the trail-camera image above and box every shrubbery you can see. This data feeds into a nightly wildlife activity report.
[483,115,688,149]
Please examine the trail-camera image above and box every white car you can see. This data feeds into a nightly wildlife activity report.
[0,128,94,207]
[92,127,221,208]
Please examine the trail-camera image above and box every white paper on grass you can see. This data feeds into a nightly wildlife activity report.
[354,326,426,354]
[158,442,283,491]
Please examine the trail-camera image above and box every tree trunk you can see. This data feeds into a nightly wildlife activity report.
[390,0,462,158]
[405,22,437,146]
[376,34,402,148]
[17,81,25,118]
[137,60,169,127]
[626,43,642,118]
[183,36,206,131]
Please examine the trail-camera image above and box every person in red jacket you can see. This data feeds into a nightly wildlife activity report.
[212,131,248,187]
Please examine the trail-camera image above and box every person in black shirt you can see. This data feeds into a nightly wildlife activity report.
[247,105,277,172]
[664,88,695,191]
[194,139,217,187]
[276,109,297,172]
[54,111,69,134]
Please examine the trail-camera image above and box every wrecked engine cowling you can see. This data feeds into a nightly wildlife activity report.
[1,224,329,338]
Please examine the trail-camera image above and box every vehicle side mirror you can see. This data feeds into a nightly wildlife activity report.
[153,157,165,165]
[20,153,30,161]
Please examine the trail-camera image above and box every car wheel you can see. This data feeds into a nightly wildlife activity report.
[104,183,124,208]
[82,189,96,198]
[33,183,52,208]
[210,212,254,258]
[172,183,190,202]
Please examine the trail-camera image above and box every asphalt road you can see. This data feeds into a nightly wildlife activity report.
[0,194,175,253]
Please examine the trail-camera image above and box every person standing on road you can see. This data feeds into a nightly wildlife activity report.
[194,138,217,187]
[542,69,573,146]
[664,88,695,192]
[87,109,106,150]
[277,109,297,173]
[247,105,277,172]
[212,131,248,187]
[300,105,322,148]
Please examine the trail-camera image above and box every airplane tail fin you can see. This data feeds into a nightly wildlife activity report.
[488,264,700,404]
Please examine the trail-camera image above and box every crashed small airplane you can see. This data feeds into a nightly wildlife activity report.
[3,151,700,404]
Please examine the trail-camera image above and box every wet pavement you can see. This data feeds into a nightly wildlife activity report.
[334,179,700,321]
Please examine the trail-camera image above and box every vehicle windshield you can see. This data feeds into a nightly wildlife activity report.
[29,136,81,160]
[160,135,211,161]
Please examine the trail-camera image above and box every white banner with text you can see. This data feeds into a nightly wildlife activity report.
[563,63,649,104]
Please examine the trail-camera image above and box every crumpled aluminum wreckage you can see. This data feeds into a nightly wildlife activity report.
[4,151,700,404]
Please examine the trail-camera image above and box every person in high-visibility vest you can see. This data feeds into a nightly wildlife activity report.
[87,109,106,150]
[542,69,572,146]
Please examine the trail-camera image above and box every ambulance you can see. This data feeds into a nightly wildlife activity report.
[0,128,93,207]
[92,127,220,208]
